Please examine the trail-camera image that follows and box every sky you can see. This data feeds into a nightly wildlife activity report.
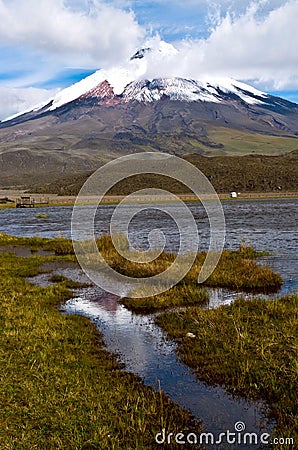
[0,0,298,119]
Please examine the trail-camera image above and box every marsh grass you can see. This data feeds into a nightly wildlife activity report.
[0,251,200,449]
[97,235,176,279]
[100,238,282,297]
[122,283,209,313]
[121,246,282,312]
[35,213,49,219]
[0,233,293,447]
[155,296,298,443]
[49,274,91,289]
[0,233,282,304]
[0,233,77,257]
[203,249,282,292]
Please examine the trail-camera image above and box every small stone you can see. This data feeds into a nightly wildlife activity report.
[186,332,196,338]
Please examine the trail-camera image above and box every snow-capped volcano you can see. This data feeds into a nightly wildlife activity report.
[3,42,271,122]
[47,72,268,111]
[0,41,297,187]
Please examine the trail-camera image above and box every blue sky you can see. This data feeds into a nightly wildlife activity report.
[0,0,298,119]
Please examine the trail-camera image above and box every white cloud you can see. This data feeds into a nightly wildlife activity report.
[135,1,298,91]
[184,0,298,89]
[0,0,145,119]
[196,0,298,88]
[0,87,58,120]
[0,0,297,120]
[0,0,144,68]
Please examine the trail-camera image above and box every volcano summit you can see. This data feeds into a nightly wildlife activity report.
[0,42,298,186]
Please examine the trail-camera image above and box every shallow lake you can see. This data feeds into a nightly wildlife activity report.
[1,197,297,292]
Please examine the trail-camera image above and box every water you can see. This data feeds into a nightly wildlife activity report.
[29,263,273,445]
[1,198,297,292]
[1,199,297,253]
[1,198,297,445]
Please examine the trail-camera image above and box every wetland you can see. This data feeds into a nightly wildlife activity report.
[0,197,297,449]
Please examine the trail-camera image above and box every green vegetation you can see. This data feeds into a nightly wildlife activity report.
[35,213,50,219]
[121,245,282,313]
[101,237,279,292]
[0,232,294,446]
[0,203,15,209]
[122,283,209,313]
[0,244,199,449]
[203,247,282,292]
[44,237,75,256]
[207,126,298,156]
[0,233,282,310]
[0,233,75,258]
[155,295,298,443]
[28,150,298,195]
[49,273,91,289]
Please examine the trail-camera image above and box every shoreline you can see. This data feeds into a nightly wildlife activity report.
[1,189,297,208]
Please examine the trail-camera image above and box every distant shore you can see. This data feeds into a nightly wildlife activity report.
[0,188,297,208]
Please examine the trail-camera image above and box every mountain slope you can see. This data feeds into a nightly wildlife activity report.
[0,45,298,187]
[28,150,298,196]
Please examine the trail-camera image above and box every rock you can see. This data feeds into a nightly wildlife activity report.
[186,332,196,338]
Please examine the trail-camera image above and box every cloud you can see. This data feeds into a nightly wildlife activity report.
[191,0,298,89]
[0,0,145,119]
[136,1,298,91]
[0,0,297,120]
[0,0,144,69]
[194,0,298,89]
[0,86,58,120]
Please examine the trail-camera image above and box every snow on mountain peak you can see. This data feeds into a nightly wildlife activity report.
[120,76,267,105]
[2,40,269,121]
[47,40,267,110]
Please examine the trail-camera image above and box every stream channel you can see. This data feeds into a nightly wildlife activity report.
[1,198,297,448]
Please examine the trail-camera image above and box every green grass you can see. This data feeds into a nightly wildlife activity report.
[106,239,281,292]
[120,245,282,313]
[0,203,15,209]
[0,250,200,449]
[0,233,75,258]
[202,247,282,292]
[27,149,298,195]
[121,283,209,313]
[49,274,91,289]
[155,296,298,444]
[0,232,281,305]
[0,233,283,304]
[0,233,292,447]
[35,213,50,219]
[207,127,298,156]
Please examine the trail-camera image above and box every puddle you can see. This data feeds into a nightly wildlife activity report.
[28,264,274,446]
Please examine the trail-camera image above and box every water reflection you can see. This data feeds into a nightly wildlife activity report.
[28,263,274,442]
[65,289,272,439]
